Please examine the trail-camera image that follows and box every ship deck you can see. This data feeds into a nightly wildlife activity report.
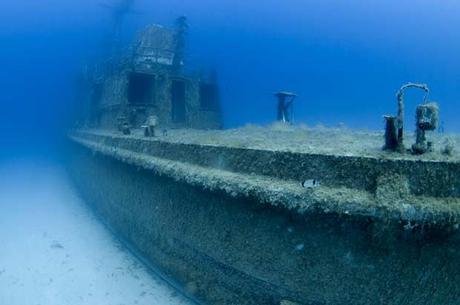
[70,126,460,226]
[87,124,459,162]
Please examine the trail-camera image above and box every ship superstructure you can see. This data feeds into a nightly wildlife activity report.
[82,18,222,131]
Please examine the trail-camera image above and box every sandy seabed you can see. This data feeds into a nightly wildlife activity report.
[0,158,192,305]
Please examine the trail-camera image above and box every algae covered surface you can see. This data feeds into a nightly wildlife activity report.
[72,125,460,226]
[88,123,460,162]
[68,138,460,305]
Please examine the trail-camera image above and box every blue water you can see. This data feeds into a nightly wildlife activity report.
[1,2,459,304]
[1,0,460,151]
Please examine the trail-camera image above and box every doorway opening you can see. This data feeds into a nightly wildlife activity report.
[171,80,186,123]
[127,73,156,105]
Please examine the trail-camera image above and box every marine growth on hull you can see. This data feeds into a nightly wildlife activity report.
[69,7,460,305]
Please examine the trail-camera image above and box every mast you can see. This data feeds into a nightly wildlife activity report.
[100,0,136,56]
[173,16,189,73]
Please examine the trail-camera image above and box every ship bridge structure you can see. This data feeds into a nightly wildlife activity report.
[83,19,222,131]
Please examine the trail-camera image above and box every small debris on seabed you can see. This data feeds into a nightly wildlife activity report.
[301,179,320,189]
[50,241,64,249]
[295,243,304,251]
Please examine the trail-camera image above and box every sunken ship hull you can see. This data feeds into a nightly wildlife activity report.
[69,18,460,305]
[68,128,460,305]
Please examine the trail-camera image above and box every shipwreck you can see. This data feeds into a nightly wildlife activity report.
[68,15,460,305]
